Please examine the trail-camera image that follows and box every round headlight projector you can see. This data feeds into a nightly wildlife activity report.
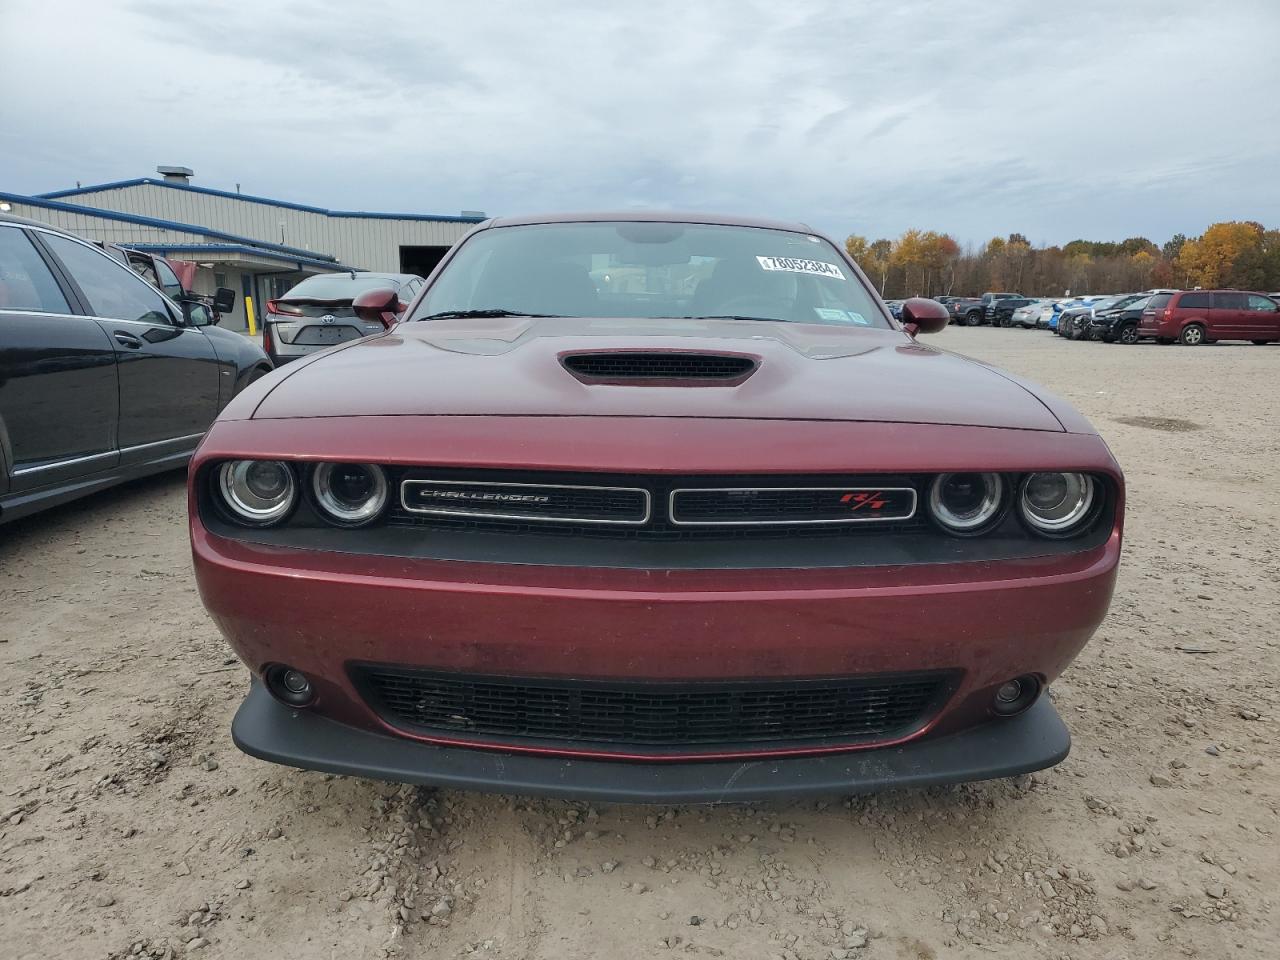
[1019,472,1097,536]
[928,472,1005,535]
[217,460,296,525]
[311,462,388,525]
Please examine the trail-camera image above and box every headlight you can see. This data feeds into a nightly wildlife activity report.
[927,472,1006,535]
[311,462,388,526]
[1018,472,1097,536]
[217,460,296,526]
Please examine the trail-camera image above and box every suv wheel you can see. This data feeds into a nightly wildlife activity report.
[1118,324,1140,345]
[964,311,981,326]
[1179,323,1206,346]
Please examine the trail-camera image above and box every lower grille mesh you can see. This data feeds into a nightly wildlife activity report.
[355,667,952,751]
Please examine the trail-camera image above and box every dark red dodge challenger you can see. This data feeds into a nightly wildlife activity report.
[190,213,1123,802]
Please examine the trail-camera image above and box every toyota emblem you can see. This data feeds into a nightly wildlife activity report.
[320,314,336,323]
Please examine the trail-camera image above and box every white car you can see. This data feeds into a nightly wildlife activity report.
[1033,301,1060,328]
[1009,299,1052,329]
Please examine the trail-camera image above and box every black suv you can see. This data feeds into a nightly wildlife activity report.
[1088,296,1151,344]
[985,295,1035,326]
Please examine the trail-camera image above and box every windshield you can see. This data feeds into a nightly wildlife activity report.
[411,221,889,328]
[284,275,402,300]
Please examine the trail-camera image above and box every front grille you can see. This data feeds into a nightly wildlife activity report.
[354,666,954,753]
[671,486,917,525]
[388,469,928,540]
[401,479,649,524]
[563,352,756,381]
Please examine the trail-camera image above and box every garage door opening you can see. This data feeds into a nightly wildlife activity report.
[400,245,450,278]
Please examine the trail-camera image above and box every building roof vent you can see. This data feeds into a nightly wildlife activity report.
[157,165,194,184]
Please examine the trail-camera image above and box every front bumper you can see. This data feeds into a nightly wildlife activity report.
[195,524,1118,773]
[233,679,1070,802]
[191,415,1123,796]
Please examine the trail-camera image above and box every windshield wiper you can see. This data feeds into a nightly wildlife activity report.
[416,309,560,321]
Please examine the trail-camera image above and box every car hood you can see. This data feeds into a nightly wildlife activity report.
[250,316,1064,431]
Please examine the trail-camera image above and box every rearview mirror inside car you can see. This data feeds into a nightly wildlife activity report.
[352,287,401,328]
[899,297,950,336]
[213,287,236,312]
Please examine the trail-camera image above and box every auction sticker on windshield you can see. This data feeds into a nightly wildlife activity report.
[813,307,870,325]
[756,256,845,279]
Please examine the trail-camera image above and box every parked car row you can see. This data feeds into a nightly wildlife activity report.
[1049,289,1280,345]
[932,286,1279,346]
[940,292,1020,326]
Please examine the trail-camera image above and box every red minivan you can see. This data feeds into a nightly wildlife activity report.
[1138,290,1280,345]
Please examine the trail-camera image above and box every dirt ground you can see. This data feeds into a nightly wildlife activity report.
[2,327,1277,960]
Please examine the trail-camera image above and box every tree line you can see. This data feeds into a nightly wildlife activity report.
[844,221,1280,299]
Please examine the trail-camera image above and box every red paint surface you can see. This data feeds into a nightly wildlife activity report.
[238,319,1065,431]
[194,416,1115,476]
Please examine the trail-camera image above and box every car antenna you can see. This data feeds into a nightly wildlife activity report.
[350,269,357,279]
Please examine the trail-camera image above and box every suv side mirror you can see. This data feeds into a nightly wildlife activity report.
[352,287,401,328]
[212,287,236,312]
[900,297,950,336]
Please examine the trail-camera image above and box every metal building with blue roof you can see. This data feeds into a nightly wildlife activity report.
[0,166,485,331]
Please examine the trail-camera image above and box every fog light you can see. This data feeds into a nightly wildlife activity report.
[992,675,1040,716]
[282,670,311,696]
[265,664,315,707]
[996,680,1024,703]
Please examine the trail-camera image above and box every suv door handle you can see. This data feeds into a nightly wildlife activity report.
[113,332,143,349]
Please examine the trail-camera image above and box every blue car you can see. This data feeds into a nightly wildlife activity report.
[1050,298,1092,332]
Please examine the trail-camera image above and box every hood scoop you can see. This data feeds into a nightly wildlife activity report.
[561,351,758,385]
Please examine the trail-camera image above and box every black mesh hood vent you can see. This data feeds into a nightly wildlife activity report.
[562,351,757,383]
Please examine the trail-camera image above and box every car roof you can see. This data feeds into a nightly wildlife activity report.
[484,210,816,234]
[0,211,68,230]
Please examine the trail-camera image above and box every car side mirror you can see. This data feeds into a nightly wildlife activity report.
[353,287,401,328]
[213,287,236,313]
[183,301,215,327]
[899,297,950,336]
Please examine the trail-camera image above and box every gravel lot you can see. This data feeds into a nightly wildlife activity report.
[2,328,1277,960]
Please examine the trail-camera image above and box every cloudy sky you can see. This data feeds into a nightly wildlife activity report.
[2,0,1278,247]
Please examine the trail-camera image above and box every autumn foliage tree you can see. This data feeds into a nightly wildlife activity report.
[844,221,1280,299]
[1175,221,1267,289]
